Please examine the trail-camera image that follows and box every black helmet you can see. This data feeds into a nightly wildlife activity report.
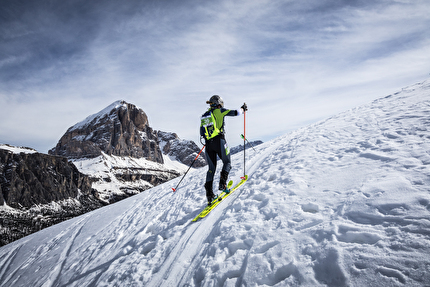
[206,95,224,108]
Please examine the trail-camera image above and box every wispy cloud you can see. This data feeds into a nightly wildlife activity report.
[1,0,429,152]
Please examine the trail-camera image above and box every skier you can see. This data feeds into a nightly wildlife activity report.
[200,95,248,205]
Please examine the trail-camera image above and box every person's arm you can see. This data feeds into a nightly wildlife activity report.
[223,103,248,116]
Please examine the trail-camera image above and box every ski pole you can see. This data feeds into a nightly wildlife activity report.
[172,144,205,192]
[240,134,257,152]
[243,104,246,178]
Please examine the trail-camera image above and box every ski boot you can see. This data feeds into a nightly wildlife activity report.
[205,181,217,206]
[219,170,230,194]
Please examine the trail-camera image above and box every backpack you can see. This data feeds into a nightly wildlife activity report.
[201,110,220,140]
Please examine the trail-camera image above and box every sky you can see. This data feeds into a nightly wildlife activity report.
[1,0,429,153]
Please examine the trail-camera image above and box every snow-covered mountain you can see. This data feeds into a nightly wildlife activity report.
[49,100,205,203]
[230,140,263,155]
[0,146,102,246]
[157,130,207,168]
[1,80,429,286]
[0,144,37,154]
[49,100,163,161]
[0,101,205,246]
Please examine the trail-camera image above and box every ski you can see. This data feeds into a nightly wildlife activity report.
[192,175,248,222]
[191,180,233,222]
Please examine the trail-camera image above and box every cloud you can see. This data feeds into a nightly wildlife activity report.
[1,0,429,152]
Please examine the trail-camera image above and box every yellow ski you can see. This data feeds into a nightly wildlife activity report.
[192,175,248,222]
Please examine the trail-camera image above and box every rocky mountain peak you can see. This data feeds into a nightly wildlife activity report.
[49,100,163,163]
[157,131,206,167]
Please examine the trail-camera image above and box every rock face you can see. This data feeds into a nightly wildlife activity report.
[157,131,206,168]
[0,150,94,208]
[48,100,206,204]
[0,148,103,246]
[49,100,163,163]
[0,182,3,206]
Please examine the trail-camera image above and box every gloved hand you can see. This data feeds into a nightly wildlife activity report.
[241,103,248,111]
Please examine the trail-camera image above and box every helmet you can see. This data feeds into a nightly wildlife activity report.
[206,95,224,108]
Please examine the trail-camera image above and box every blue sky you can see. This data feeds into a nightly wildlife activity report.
[1,0,429,153]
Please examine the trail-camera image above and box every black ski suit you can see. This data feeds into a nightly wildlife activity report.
[200,107,241,183]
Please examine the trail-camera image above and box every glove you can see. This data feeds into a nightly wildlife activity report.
[241,103,248,111]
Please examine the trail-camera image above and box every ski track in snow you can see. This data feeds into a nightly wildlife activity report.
[1,80,430,286]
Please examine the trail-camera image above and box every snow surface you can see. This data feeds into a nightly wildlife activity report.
[71,152,188,202]
[1,80,430,286]
[0,144,37,154]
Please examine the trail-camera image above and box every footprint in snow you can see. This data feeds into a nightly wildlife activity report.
[301,203,319,213]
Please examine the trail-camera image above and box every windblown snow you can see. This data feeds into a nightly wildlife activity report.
[1,80,430,286]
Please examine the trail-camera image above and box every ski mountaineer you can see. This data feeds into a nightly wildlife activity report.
[200,95,248,205]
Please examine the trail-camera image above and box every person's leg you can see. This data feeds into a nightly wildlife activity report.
[218,138,231,190]
[205,141,218,204]
[205,143,217,183]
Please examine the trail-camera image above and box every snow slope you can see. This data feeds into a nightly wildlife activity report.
[1,80,430,286]
[0,144,37,154]
[71,152,188,202]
